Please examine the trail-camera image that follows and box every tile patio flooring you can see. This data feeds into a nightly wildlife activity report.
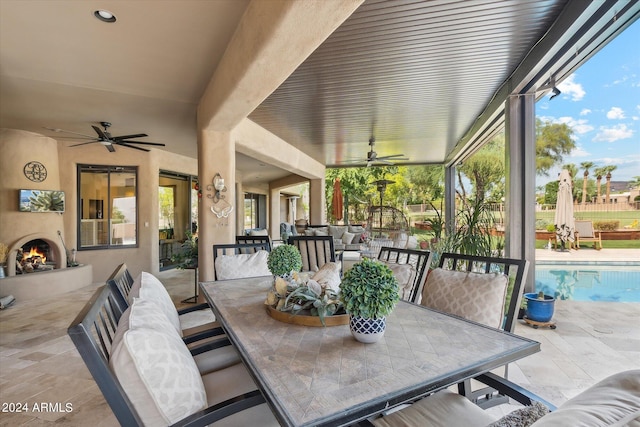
[1,249,638,425]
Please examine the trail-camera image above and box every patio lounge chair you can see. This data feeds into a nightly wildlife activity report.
[574,220,603,250]
[213,242,271,280]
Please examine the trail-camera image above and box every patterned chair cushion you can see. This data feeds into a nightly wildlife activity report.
[129,271,182,336]
[214,250,270,280]
[312,261,342,292]
[110,314,207,425]
[421,268,508,328]
[379,260,416,301]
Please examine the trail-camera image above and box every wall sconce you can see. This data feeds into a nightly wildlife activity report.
[208,173,226,203]
[207,173,233,219]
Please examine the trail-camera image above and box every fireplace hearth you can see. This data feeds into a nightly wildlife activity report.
[16,239,56,274]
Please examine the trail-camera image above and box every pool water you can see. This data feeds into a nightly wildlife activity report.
[535,265,640,302]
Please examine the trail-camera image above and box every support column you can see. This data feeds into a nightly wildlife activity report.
[505,94,537,292]
[198,130,235,283]
[270,187,280,239]
[309,178,326,225]
[235,181,244,236]
[444,165,456,233]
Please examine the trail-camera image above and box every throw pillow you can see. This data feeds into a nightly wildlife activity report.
[379,260,416,300]
[110,326,207,426]
[214,250,270,280]
[312,261,341,292]
[421,268,508,328]
[488,401,550,427]
[134,272,182,336]
[249,229,269,236]
[342,231,355,245]
[304,229,316,236]
[328,225,348,239]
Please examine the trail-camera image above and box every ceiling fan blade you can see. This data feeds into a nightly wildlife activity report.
[69,141,99,147]
[92,125,109,140]
[106,143,116,153]
[43,127,97,139]
[111,133,148,140]
[118,140,165,147]
[115,142,150,152]
[376,154,407,160]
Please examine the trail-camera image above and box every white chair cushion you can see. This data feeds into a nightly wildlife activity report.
[328,225,348,239]
[531,369,640,427]
[249,228,269,236]
[110,326,207,426]
[372,390,494,427]
[312,261,341,292]
[342,231,356,244]
[379,260,417,301]
[421,268,508,328]
[214,250,270,280]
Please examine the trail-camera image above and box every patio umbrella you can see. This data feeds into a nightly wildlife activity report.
[332,178,344,221]
[554,169,575,251]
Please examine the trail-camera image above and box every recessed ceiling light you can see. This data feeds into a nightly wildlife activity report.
[94,9,116,23]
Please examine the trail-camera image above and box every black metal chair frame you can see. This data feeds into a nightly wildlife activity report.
[436,252,530,409]
[377,247,432,303]
[287,235,336,272]
[68,285,266,427]
[235,235,272,251]
[212,242,271,280]
[106,263,222,345]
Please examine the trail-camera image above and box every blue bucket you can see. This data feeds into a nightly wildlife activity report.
[524,293,555,322]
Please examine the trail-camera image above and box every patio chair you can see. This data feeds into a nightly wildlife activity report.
[368,369,640,427]
[68,285,278,427]
[236,235,272,251]
[574,220,603,250]
[287,235,336,272]
[212,242,271,280]
[377,247,432,303]
[107,264,220,345]
[421,252,529,408]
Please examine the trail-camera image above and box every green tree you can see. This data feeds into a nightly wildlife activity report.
[629,176,640,190]
[457,137,505,202]
[603,165,617,204]
[579,161,595,204]
[594,166,607,204]
[536,118,576,176]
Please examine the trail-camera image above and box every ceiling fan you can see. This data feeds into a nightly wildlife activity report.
[346,137,408,167]
[44,122,165,152]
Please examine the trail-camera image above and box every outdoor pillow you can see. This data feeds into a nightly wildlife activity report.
[249,228,269,236]
[312,261,341,292]
[421,268,508,328]
[130,271,182,336]
[342,231,356,245]
[328,225,348,239]
[379,260,416,301]
[214,250,270,280]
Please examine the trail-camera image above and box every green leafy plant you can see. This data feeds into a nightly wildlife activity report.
[340,258,399,319]
[29,190,64,212]
[171,230,198,269]
[267,244,302,277]
[265,274,343,326]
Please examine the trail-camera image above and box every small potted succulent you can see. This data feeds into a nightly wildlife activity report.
[267,244,302,278]
[339,257,399,343]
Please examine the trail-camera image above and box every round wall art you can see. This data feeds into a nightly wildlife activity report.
[24,161,47,182]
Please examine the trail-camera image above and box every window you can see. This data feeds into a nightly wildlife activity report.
[244,193,266,231]
[78,165,138,249]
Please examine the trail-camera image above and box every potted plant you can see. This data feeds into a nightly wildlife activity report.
[267,244,302,278]
[524,291,555,323]
[339,257,400,343]
[171,230,198,269]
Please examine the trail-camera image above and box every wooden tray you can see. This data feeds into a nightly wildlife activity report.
[265,305,349,327]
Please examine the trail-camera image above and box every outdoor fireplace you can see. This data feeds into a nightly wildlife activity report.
[16,239,57,274]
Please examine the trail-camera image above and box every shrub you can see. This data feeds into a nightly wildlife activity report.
[594,220,619,231]
[340,258,399,319]
[267,244,302,276]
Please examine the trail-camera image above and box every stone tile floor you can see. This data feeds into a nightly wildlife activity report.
[1,249,638,425]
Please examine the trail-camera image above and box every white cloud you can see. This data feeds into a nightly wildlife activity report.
[557,74,586,101]
[568,145,590,158]
[555,116,594,135]
[579,108,591,116]
[593,124,634,142]
[606,107,625,119]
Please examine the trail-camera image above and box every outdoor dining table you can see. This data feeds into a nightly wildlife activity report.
[200,276,540,427]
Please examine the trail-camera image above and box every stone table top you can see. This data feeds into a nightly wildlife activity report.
[201,277,539,427]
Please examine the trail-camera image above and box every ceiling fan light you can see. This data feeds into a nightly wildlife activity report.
[94,10,116,23]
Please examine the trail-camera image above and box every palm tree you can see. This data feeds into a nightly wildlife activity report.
[603,165,617,204]
[580,161,594,205]
[594,166,606,204]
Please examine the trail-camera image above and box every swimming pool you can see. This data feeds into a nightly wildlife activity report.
[535,265,640,302]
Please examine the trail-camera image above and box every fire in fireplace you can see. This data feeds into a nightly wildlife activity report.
[17,239,55,274]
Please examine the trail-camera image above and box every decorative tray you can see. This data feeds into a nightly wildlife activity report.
[265,305,349,327]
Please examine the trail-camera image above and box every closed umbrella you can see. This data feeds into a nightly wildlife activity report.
[332,179,344,221]
[554,169,575,251]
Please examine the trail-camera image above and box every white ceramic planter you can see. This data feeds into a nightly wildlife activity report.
[349,315,386,343]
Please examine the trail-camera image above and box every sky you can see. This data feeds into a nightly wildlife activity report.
[536,19,640,189]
